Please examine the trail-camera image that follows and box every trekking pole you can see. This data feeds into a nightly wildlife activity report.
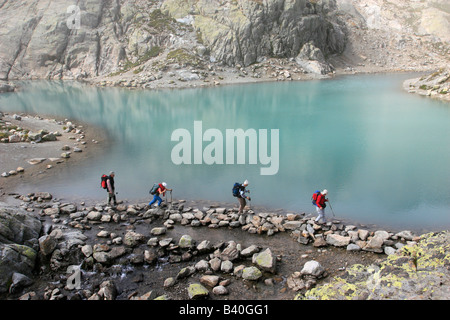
[170,190,173,209]
[328,200,336,217]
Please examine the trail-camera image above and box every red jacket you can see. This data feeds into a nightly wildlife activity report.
[158,184,166,196]
[316,193,328,209]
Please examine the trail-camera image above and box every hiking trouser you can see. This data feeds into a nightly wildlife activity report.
[149,195,162,206]
[108,192,117,205]
[315,207,326,223]
[238,197,246,214]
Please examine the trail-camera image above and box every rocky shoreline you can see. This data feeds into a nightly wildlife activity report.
[1,189,448,301]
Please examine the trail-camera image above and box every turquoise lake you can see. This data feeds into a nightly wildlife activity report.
[1,73,449,231]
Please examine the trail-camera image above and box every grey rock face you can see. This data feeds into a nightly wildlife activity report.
[163,0,346,67]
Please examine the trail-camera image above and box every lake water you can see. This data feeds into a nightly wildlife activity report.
[1,73,449,231]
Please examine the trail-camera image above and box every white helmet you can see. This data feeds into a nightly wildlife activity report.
[243,180,249,186]
[162,182,167,187]
[322,189,328,195]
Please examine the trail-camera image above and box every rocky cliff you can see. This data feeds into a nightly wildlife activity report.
[0,0,448,83]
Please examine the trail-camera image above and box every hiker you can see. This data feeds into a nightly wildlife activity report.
[106,171,117,206]
[233,180,251,214]
[314,189,328,224]
[149,182,172,207]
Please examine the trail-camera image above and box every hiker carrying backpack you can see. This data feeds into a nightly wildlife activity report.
[312,189,328,224]
[148,182,172,207]
[233,180,250,214]
[101,172,117,206]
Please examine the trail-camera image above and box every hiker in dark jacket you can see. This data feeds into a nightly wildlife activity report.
[315,189,328,224]
[106,171,117,206]
[237,180,251,214]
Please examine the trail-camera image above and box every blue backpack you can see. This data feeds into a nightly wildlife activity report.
[232,183,241,197]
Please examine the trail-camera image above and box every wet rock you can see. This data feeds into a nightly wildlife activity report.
[124,231,145,247]
[9,272,33,294]
[98,280,117,300]
[60,205,77,214]
[144,249,157,264]
[35,192,52,200]
[150,227,167,236]
[178,234,194,249]
[87,211,102,221]
[38,235,57,256]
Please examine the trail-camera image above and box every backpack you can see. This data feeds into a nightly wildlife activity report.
[232,182,241,197]
[101,174,108,189]
[311,190,320,206]
[149,183,159,195]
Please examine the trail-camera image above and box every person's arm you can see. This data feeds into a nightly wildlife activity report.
[107,179,113,193]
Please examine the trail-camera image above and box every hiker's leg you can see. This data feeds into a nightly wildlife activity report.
[315,207,325,223]
[156,195,163,206]
[149,195,158,206]
[238,197,246,214]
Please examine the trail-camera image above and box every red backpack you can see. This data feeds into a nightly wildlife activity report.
[101,174,108,189]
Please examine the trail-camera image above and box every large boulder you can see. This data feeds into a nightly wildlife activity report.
[0,206,42,294]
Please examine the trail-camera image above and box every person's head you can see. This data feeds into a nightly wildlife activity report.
[162,182,167,187]
[243,180,249,187]
[322,189,328,195]
[109,171,115,177]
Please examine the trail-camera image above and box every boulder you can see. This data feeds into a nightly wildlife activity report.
[301,260,325,278]
[363,235,384,253]
[200,275,220,287]
[150,227,166,236]
[242,267,262,281]
[252,248,276,273]
[187,283,209,299]
[326,234,351,247]
[123,231,145,247]
[38,235,57,256]
[178,235,194,249]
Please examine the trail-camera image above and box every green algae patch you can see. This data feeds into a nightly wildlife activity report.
[297,231,450,300]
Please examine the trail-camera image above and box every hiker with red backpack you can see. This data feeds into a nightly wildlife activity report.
[149,182,172,207]
[312,189,328,224]
[101,171,117,206]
